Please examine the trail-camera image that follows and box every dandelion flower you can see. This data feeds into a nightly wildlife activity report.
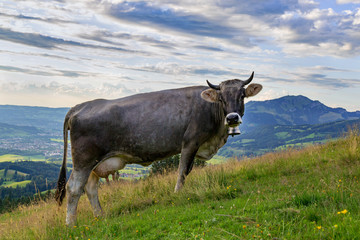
[334,225,338,228]
[243,225,246,229]
[316,226,322,230]
[341,209,348,214]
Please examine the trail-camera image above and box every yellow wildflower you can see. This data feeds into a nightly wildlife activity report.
[334,225,338,228]
[341,209,348,214]
[316,226,322,230]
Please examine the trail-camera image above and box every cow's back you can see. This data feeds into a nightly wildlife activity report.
[67,86,216,162]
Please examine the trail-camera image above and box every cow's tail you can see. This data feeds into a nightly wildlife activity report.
[55,114,70,206]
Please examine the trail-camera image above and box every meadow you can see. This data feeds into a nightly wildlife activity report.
[0,129,359,239]
[0,154,45,163]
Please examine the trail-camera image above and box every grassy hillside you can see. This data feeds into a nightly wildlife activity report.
[220,119,360,157]
[0,129,359,239]
[0,154,45,163]
[1,180,31,188]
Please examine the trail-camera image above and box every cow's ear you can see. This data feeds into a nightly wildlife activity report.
[245,83,262,97]
[201,89,219,103]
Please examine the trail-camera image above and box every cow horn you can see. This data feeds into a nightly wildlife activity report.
[242,71,254,85]
[206,80,220,90]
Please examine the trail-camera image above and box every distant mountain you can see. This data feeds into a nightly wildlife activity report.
[242,95,360,130]
[0,123,41,138]
[221,95,360,157]
[221,118,360,157]
[0,105,69,132]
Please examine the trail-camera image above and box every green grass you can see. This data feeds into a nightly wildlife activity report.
[120,168,143,175]
[0,129,359,239]
[275,131,291,139]
[2,180,31,188]
[0,154,45,162]
[0,169,28,179]
[208,155,227,165]
[240,139,255,144]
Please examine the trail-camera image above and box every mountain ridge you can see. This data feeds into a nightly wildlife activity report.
[242,95,360,130]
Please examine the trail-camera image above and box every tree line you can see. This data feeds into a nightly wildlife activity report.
[0,161,69,213]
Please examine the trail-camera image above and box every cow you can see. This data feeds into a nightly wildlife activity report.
[55,72,262,226]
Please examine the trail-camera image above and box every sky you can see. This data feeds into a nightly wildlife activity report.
[0,0,360,111]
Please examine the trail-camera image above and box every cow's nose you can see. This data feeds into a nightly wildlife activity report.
[226,113,242,126]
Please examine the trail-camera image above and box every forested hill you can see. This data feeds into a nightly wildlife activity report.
[221,118,360,157]
[242,95,360,130]
[0,105,69,132]
[222,95,360,157]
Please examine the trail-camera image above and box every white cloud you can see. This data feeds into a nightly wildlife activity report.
[0,80,150,107]
[0,0,360,111]
[337,0,360,4]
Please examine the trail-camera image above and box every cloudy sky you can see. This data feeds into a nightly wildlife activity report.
[1,0,360,111]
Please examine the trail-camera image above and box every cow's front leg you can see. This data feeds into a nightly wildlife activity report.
[175,144,198,192]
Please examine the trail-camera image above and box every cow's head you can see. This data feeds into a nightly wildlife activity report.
[201,72,262,135]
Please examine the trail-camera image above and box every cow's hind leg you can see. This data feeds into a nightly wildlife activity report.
[85,171,103,218]
[66,168,92,226]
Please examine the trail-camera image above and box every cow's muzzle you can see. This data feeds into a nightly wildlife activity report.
[226,113,242,127]
[225,113,242,136]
